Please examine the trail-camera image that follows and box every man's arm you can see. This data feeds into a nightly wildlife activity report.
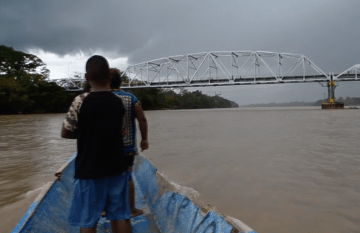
[134,104,148,151]
[61,123,77,139]
[61,94,84,139]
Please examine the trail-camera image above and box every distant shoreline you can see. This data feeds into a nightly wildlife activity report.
[241,103,317,107]
[242,104,359,108]
[242,97,360,108]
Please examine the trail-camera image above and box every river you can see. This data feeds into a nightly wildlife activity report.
[0,107,359,233]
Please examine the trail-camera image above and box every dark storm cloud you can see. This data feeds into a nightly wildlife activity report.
[1,0,360,73]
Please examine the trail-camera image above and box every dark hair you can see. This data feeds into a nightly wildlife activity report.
[85,55,109,84]
[110,68,122,89]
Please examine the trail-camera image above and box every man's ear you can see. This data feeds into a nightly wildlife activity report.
[85,73,90,82]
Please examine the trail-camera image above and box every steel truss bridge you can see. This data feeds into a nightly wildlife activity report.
[50,51,360,90]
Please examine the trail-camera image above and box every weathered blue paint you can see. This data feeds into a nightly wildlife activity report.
[133,155,257,233]
[13,153,257,233]
[66,153,77,163]
[11,201,38,233]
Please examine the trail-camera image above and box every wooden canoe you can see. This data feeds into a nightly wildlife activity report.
[12,153,257,233]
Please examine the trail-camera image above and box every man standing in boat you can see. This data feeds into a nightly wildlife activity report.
[61,56,132,233]
[110,68,149,217]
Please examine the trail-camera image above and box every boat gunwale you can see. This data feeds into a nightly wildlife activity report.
[11,153,77,233]
[134,154,257,233]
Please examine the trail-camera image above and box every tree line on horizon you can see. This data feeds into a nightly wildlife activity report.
[127,89,238,110]
[0,45,238,114]
[242,97,360,107]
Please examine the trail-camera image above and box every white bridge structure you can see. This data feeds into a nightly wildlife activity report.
[50,50,360,90]
[335,64,360,81]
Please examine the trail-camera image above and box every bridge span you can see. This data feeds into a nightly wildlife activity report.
[50,50,360,90]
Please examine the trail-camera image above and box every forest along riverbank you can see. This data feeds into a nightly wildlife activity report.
[0,107,360,233]
[0,45,238,115]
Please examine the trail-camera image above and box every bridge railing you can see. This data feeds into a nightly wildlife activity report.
[48,51,360,91]
[49,78,86,91]
[122,51,330,88]
[334,64,360,81]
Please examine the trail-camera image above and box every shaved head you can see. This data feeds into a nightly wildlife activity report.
[85,55,110,84]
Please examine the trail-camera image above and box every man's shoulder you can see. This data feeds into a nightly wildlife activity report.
[113,90,138,100]
[72,92,90,106]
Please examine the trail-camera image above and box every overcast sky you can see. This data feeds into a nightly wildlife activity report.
[1,0,359,105]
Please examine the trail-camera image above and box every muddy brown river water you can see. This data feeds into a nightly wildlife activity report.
[0,107,359,233]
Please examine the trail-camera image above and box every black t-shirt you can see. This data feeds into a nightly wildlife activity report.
[64,91,127,179]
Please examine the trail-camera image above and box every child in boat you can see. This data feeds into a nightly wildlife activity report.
[110,68,149,217]
[61,55,131,233]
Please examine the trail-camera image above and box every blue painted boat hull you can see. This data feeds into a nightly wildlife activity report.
[12,153,257,233]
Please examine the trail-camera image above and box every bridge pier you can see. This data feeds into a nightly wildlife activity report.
[321,74,344,109]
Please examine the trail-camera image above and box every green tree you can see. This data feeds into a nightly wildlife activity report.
[126,88,238,110]
[0,45,74,114]
[0,45,49,80]
[337,97,344,103]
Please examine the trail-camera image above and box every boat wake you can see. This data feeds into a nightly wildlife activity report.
[23,182,52,199]
[158,171,201,199]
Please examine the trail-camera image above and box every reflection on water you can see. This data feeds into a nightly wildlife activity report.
[0,108,359,233]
